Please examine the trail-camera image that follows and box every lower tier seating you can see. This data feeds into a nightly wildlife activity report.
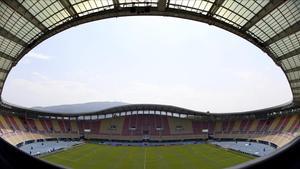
[0,114,299,148]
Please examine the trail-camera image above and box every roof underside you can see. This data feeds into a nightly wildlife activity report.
[0,0,299,106]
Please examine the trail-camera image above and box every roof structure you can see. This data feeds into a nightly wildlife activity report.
[0,0,299,107]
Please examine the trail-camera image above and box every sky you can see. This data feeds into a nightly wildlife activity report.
[1,16,292,113]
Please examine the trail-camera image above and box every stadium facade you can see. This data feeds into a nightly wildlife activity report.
[0,0,300,169]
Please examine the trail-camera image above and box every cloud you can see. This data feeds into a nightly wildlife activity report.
[2,77,99,107]
[32,72,49,81]
[27,52,51,60]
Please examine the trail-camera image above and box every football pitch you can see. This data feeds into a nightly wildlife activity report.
[41,143,254,169]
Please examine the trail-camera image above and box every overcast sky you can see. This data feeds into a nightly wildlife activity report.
[1,16,292,113]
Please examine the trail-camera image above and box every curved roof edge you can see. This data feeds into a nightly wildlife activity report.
[0,101,298,119]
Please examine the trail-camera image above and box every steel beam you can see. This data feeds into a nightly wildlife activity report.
[293,90,300,94]
[290,79,300,83]
[158,0,167,11]
[112,0,120,9]
[0,27,27,47]
[59,0,78,18]
[0,68,7,73]
[292,86,300,90]
[277,48,300,61]
[0,51,16,62]
[264,21,300,46]
[241,0,286,31]
[286,67,300,73]
[207,0,225,17]
[0,68,8,73]
[2,0,48,32]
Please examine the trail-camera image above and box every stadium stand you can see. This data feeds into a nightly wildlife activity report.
[19,140,82,156]
[211,141,276,157]
[0,104,299,169]
[0,110,298,150]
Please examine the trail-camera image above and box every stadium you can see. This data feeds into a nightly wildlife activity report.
[0,0,300,169]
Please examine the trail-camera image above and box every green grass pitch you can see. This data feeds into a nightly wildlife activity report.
[41,143,254,169]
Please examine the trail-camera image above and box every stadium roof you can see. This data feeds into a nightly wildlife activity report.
[0,0,299,107]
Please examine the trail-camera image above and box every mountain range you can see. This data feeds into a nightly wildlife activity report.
[32,101,128,113]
